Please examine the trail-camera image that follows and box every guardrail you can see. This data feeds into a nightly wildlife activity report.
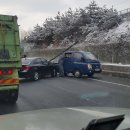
[118,8,130,15]
[102,63,130,78]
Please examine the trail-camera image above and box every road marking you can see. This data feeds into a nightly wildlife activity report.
[88,78,130,88]
[81,92,109,99]
[67,108,130,124]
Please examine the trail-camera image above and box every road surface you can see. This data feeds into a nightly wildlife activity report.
[0,74,130,115]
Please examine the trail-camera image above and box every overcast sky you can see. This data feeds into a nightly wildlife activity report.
[0,0,129,31]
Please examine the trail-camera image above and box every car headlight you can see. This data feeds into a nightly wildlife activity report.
[87,64,92,69]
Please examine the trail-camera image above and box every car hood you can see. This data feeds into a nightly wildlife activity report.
[0,107,130,130]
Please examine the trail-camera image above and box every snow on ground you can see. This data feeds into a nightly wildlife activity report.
[102,63,130,67]
[105,20,130,40]
[115,21,130,34]
[82,20,130,45]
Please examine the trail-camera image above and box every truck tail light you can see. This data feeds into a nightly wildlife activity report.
[0,70,2,75]
[0,69,13,75]
[22,65,31,70]
[7,70,13,75]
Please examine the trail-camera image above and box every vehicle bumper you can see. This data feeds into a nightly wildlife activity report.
[81,69,94,75]
[0,85,18,98]
[18,71,30,78]
[81,68,102,75]
[94,68,102,73]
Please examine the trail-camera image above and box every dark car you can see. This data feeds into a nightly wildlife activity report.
[19,57,57,81]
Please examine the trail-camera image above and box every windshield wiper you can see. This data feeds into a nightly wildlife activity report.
[82,114,125,130]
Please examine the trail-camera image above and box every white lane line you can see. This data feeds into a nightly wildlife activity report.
[88,78,130,88]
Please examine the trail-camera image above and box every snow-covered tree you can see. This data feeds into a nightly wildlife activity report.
[25,1,123,48]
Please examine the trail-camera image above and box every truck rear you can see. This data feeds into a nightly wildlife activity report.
[0,15,21,103]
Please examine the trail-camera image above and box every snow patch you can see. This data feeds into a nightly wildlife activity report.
[102,63,130,67]
[106,21,130,38]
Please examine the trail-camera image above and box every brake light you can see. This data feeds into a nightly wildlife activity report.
[22,66,31,70]
[7,70,13,75]
[0,69,13,75]
[0,70,2,75]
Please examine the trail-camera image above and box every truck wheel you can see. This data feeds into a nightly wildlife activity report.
[8,89,19,104]
[32,71,39,81]
[73,70,82,78]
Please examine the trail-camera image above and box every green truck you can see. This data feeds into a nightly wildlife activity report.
[0,15,21,103]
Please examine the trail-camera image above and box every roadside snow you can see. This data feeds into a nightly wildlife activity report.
[115,21,130,33]
[102,63,130,67]
[83,20,130,45]
[105,21,130,39]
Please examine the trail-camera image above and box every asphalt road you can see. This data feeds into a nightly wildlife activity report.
[0,74,130,115]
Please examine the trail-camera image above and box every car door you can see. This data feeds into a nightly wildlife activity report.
[63,52,74,73]
[73,52,85,73]
[41,59,50,76]
[32,58,44,75]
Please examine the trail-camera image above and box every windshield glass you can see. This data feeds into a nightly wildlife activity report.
[83,52,97,60]
[0,1,130,129]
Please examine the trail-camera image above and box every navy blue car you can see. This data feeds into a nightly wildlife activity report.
[59,51,102,78]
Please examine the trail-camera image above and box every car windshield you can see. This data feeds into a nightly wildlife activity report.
[0,1,130,130]
[22,58,33,65]
[83,52,97,60]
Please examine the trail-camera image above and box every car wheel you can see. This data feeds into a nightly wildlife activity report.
[73,70,82,78]
[32,71,39,81]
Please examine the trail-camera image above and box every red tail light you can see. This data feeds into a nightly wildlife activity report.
[0,70,2,75]
[22,66,31,70]
[7,70,13,75]
[0,69,13,75]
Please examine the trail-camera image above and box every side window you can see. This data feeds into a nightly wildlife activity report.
[64,53,73,58]
[73,53,83,60]
[33,59,42,65]
[41,59,48,65]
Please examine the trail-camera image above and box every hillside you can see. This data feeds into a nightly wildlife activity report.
[80,20,130,46]
[22,1,130,49]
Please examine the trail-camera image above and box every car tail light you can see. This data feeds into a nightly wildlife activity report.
[22,65,31,70]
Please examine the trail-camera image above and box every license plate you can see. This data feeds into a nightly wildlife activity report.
[95,68,100,71]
